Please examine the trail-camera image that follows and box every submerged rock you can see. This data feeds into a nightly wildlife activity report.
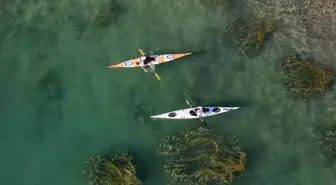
[317,125,336,166]
[229,17,275,56]
[83,151,142,185]
[132,100,148,124]
[34,68,63,137]
[36,68,63,100]
[200,0,235,9]
[281,53,334,100]
[93,0,123,29]
[158,127,246,185]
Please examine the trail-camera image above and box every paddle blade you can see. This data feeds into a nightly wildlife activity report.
[139,48,145,55]
[154,73,161,81]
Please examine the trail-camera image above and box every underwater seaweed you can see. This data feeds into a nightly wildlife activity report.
[200,0,235,9]
[281,53,335,100]
[158,127,246,185]
[83,151,142,185]
[93,0,123,29]
[229,17,275,56]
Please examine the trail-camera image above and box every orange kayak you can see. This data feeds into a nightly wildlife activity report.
[108,53,192,68]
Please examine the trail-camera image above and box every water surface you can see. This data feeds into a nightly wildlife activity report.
[1,0,336,185]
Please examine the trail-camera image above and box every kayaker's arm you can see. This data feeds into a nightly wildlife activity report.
[147,62,154,70]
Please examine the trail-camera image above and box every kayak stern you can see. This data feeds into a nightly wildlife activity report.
[108,58,140,68]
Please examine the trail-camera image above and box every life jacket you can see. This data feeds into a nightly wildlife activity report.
[197,108,202,116]
[140,56,146,63]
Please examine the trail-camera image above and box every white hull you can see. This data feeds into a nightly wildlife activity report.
[150,107,239,120]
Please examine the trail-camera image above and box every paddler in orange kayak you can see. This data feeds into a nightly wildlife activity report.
[138,48,162,81]
[139,53,155,72]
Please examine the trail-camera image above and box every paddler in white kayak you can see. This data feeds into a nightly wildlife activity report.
[198,107,205,115]
[195,107,207,118]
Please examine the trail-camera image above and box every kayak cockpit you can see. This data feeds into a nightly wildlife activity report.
[168,112,177,118]
[141,56,156,66]
[189,108,209,116]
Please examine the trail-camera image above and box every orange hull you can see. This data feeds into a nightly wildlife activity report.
[108,53,192,68]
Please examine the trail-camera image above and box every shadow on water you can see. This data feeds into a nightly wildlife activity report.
[242,141,268,171]
[192,97,252,108]
[151,47,209,58]
[132,100,163,129]
[127,84,163,129]
[127,147,165,182]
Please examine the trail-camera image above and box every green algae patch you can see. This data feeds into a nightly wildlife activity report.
[83,151,142,185]
[281,53,335,100]
[229,17,275,56]
[158,127,246,185]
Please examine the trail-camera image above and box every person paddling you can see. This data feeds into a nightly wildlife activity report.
[186,100,208,127]
[138,48,162,81]
[197,107,208,118]
[196,107,202,117]
[139,54,155,72]
[140,55,149,72]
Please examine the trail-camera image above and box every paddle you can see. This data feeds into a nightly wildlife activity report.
[138,48,162,81]
[139,48,145,55]
[185,100,208,126]
[138,49,148,72]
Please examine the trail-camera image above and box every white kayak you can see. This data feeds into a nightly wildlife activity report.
[150,106,239,119]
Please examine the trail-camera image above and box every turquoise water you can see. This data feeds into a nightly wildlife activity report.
[1,0,336,185]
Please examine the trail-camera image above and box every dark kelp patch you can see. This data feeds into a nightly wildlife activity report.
[83,151,142,185]
[158,126,246,185]
[228,17,275,57]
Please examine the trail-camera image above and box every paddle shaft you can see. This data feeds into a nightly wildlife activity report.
[140,65,147,72]
[146,62,161,81]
